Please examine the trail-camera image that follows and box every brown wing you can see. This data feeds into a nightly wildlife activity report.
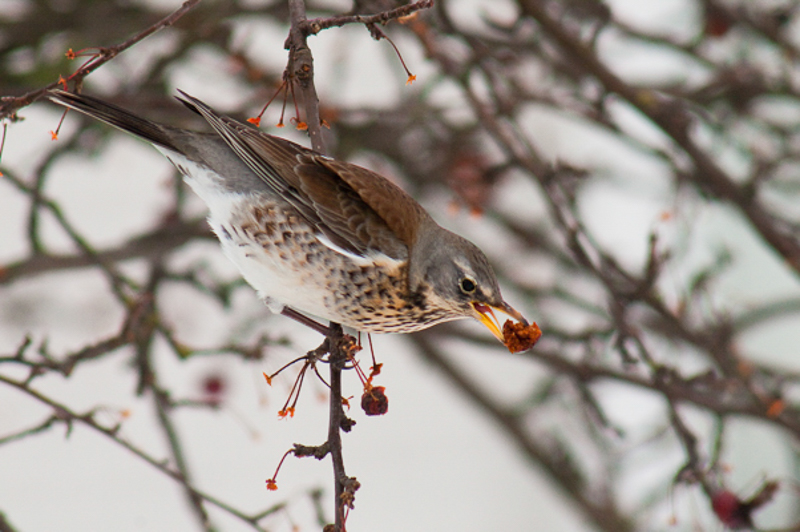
[313,157,430,249]
[177,92,418,260]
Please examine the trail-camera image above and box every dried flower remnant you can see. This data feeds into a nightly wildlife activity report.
[766,399,785,418]
[361,386,388,416]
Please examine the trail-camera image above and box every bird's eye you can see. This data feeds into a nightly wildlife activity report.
[460,277,477,294]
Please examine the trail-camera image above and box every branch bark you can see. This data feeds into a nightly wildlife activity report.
[285,1,345,528]
[286,0,326,154]
[0,0,200,119]
[518,0,800,275]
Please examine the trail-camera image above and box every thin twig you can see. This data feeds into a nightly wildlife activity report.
[517,0,800,274]
[411,332,635,532]
[0,373,272,531]
[302,0,434,35]
[0,0,200,120]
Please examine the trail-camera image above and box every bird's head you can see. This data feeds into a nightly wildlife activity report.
[409,226,528,342]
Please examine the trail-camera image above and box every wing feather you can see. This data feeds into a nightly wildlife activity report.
[177,92,410,260]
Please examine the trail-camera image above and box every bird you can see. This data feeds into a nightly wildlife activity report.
[47,89,528,343]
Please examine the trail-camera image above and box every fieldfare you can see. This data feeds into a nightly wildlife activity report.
[48,90,534,347]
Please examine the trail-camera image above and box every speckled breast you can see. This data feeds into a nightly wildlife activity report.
[212,198,454,333]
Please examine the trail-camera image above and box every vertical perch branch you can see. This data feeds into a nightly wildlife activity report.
[285,1,348,529]
[326,324,349,530]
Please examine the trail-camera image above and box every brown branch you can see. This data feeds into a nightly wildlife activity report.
[533,347,800,437]
[517,0,800,275]
[4,0,799,528]
[154,384,210,528]
[302,0,434,35]
[0,0,200,120]
[0,373,273,531]
[134,264,210,529]
[0,219,211,285]
[280,307,332,336]
[0,510,19,532]
[326,325,348,531]
[411,332,635,532]
[432,318,800,440]
[285,2,353,529]
[286,0,325,154]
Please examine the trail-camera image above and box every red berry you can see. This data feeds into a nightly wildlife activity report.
[711,490,751,528]
[361,386,388,416]
[201,373,227,405]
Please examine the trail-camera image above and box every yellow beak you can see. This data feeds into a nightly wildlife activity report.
[471,301,528,342]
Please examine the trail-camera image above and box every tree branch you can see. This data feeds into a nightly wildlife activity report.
[303,0,434,35]
[0,0,200,119]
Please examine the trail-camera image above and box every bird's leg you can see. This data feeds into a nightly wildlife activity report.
[281,306,331,336]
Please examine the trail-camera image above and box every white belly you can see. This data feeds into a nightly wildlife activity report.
[158,149,403,327]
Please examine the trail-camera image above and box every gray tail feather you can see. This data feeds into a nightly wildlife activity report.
[47,89,180,152]
[174,89,206,117]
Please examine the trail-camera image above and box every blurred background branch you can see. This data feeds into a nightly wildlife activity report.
[2,0,800,530]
